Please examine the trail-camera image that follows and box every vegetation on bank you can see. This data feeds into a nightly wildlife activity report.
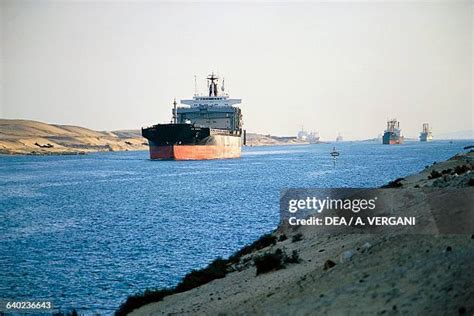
[115,233,280,315]
[254,249,301,275]
[116,232,303,315]
[381,177,405,188]
[116,151,474,315]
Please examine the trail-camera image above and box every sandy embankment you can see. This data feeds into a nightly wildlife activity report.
[0,119,149,155]
[126,151,474,316]
[245,133,307,146]
[0,119,307,155]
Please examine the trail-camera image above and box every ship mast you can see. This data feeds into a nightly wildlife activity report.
[172,98,177,124]
[194,75,198,96]
[207,73,219,97]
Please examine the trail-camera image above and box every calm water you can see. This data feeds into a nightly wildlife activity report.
[0,140,471,314]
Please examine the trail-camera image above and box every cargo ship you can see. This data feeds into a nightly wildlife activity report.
[142,73,243,160]
[419,123,433,142]
[382,119,404,144]
[307,131,320,144]
[297,127,308,141]
[297,127,320,143]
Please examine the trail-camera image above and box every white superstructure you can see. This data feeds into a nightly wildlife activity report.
[180,73,241,108]
[176,73,243,131]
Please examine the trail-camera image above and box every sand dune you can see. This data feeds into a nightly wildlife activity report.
[0,119,147,155]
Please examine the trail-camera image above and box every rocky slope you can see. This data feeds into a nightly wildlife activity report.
[123,151,474,316]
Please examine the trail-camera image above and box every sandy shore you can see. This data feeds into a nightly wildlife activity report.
[122,150,474,316]
[0,119,308,155]
[245,133,307,146]
[0,119,147,155]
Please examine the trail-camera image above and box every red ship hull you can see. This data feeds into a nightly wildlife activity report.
[149,144,241,160]
[142,123,242,160]
[386,139,403,145]
[382,132,404,145]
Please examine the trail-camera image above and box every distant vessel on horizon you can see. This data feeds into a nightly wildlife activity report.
[307,131,320,144]
[142,73,243,160]
[336,133,343,142]
[297,127,308,141]
[297,127,320,144]
[382,119,404,145]
[419,123,433,142]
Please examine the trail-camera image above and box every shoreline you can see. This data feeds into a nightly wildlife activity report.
[0,142,311,156]
[0,119,314,156]
[3,137,471,157]
[0,119,148,155]
[2,119,472,156]
[117,150,474,315]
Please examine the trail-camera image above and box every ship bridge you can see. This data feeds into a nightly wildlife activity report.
[180,73,241,108]
[181,96,242,108]
[176,73,242,131]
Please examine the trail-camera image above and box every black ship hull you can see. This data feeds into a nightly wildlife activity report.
[142,124,241,160]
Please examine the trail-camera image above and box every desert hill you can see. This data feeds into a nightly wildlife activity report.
[0,119,147,155]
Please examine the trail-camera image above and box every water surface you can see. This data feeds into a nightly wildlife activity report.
[0,140,471,314]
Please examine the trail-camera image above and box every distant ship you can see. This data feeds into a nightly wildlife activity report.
[297,128,308,141]
[382,119,404,145]
[142,73,243,160]
[307,131,320,144]
[336,133,343,142]
[419,123,433,142]
[297,128,320,143]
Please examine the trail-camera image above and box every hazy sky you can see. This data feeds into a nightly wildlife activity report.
[0,0,472,139]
